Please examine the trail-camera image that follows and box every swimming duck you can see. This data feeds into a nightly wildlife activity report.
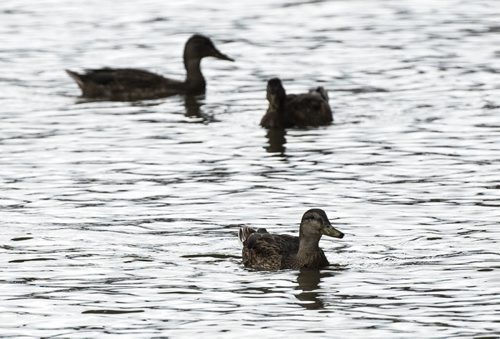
[239,209,344,271]
[260,78,333,128]
[66,34,234,101]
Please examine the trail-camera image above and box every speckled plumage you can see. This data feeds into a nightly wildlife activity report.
[239,209,344,271]
[66,34,233,101]
[260,78,333,129]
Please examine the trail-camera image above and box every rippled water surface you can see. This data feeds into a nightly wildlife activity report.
[1,0,500,337]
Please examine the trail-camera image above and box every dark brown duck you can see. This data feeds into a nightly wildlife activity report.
[66,34,233,101]
[260,78,333,128]
[239,209,344,271]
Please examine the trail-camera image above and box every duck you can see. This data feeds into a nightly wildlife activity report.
[239,208,344,271]
[66,34,234,101]
[260,78,333,128]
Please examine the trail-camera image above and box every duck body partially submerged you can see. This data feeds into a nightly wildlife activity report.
[260,78,333,129]
[239,209,344,271]
[66,34,233,101]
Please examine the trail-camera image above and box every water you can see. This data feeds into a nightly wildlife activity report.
[1,0,500,337]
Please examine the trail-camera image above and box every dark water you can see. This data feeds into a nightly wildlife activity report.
[1,0,500,337]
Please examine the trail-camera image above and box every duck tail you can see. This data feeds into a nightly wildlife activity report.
[309,86,329,102]
[65,69,85,89]
[238,226,255,243]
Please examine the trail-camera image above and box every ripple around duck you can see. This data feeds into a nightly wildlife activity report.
[1,0,500,337]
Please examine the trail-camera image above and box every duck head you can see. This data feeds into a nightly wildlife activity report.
[266,78,287,109]
[184,34,234,62]
[300,208,344,239]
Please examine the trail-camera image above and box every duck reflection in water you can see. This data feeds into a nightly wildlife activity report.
[183,95,216,123]
[264,128,287,155]
[184,95,202,117]
[295,269,337,310]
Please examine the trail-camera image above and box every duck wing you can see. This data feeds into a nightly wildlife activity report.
[240,226,299,270]
[82,68,171,85]
[285,92,333,127]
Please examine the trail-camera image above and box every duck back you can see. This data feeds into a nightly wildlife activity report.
[284,90,333,127]
[261,78,333,129]
[240,226,306,270]
[66,68,184,101]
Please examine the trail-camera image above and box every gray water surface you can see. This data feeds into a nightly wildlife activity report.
[1,0,500,337]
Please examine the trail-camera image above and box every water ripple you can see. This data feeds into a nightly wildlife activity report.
[1,0,500,337]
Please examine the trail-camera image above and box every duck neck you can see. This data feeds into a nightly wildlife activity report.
[297,234,321,258]
[184,58,206,94]
[268,98,287,126]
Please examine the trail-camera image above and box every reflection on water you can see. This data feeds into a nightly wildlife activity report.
[1,0,500,337]
[295,269,327,310]
[264,128,287,155]
[295,268,345,310]
[184,95,212,123]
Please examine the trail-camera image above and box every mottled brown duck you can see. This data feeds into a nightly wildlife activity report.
[66,34,233,101]
[239,209,344,271]
[260,78,333,128]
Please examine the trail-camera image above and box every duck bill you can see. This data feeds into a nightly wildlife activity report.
[212,48,234,62]
[321,224,344,239]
